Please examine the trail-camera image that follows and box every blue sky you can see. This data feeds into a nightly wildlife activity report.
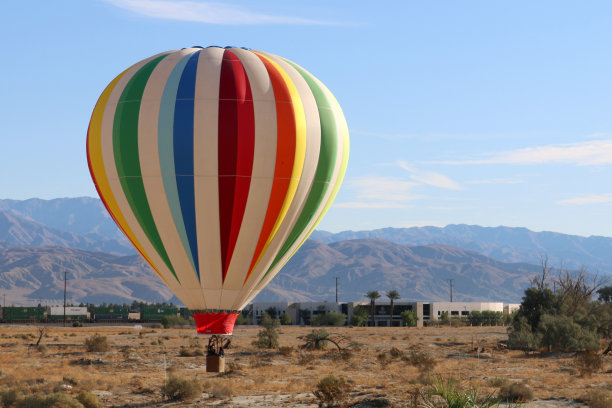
[3,1,612,237]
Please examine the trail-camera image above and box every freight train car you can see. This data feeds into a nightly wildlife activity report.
[140,306,179,321]
[1,306,46,323]
[90,306,130,322]
[47,306,88,322]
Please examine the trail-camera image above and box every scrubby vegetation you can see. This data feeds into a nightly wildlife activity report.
[508,262,611,353]
[161,376,201,401]
[498,382,534,403]
[312,375,352,407]
[84,334,109,352]
[160,315,191,328]
[349,306,369,327]
[310,311,346,326]
[252,312,280,349]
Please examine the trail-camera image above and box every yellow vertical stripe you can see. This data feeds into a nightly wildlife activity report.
[87,66,168,284]
[247,52,307,274]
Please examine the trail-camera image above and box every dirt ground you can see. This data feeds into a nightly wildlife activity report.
[0,324,609,407]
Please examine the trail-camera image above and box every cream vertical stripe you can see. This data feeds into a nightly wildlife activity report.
[193,47,225,309]
[139,48,205,309]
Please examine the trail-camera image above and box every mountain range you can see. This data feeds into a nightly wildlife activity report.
[0,197,609,306]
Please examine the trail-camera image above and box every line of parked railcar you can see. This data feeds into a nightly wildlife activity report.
[0,305,184,324]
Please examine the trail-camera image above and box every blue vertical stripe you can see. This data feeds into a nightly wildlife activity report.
[159,51,199,281]
[174,51,201,280]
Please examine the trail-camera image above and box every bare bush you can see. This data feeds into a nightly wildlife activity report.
[84,334,109,352]
[161,376,201,401]
[313,375,352,407]
[498,382,533,403]
[574,350,603,377]
[403,350,437,372]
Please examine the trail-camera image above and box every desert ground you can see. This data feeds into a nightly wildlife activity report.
[0,324,609,407]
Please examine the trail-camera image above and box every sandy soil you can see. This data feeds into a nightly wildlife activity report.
[0,324,608,407]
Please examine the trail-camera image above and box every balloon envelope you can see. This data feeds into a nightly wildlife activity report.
[87,46,349,334]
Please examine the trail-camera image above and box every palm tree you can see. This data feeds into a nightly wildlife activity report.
[386,290,400,326]
[365,290,381,326]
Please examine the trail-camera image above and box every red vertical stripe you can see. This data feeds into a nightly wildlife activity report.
[244,55,296,283]
[218,50,255,282]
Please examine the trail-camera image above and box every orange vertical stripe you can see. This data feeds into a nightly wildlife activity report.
[243,55,297,283]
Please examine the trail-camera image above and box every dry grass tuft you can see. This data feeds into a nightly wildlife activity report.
[161,376,201,401]
[574,350,603,377]
[84,334,109,352]
[498,382,534,402]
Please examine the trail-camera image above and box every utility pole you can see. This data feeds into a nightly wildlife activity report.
[335,277,338,303]
[63,271,67,327]
[447,279,455,302]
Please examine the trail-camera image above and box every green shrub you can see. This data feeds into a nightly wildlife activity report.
[84,334,109,352]
[161,376,201,401]
[426,377,499,408]
[349,306,368,327]
[72,321,83,327]
[252,313,280,349]
[507,317,540,354]
[280,312,292,325]
[76,392,100,408]
[537,314,600,352]
[300,329,329,350]
[498,382,533,403]
[401,310,418,327]
[252,327,279,349]
[235,312,249,325]
[312,375,351,407]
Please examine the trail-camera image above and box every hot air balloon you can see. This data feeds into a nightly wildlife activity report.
[86,46,349,341]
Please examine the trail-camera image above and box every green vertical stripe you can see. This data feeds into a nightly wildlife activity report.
[263,61,340,278]
[113,54,179,282]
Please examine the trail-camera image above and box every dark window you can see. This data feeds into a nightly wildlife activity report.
[461,311,469,316]
[451,311,459,316]
[422,304,430,316]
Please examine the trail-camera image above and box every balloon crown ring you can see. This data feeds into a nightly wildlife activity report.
[183,45,251,50]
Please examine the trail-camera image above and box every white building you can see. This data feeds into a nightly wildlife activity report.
[430,302,504,320]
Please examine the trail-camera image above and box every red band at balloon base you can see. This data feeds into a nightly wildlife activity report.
[193,312,240,335]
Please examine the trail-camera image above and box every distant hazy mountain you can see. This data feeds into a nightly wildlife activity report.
[3,197,610,274]
[0,209,133,254]
[311,225,612,273]
[0,197,125,240]
[0,240,535,306]
[258,239,537,303]
[0,246,176,306]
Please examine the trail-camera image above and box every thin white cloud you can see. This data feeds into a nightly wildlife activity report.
[104,0,330,25]
[350,176,421,202]
[334,202,410,209]
[397,161,461,190]
[466,178,525,185]
[350,130,418,141]
[556,194,612,205]
[435,139,612,166]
